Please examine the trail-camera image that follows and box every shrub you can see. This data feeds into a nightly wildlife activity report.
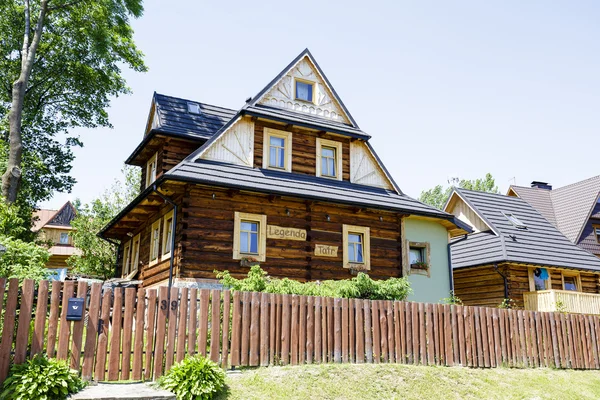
[0,354,85,400]
[158,355,225,400]
[216,265,412,301]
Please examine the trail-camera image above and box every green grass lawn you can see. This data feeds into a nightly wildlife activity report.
[216,363,600,400]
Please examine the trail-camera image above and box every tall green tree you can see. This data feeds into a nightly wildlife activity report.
[68,165,139,279]
[0,0,146,206]
[419,173,499,210]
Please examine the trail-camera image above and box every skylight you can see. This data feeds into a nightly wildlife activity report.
[187,102,201,114]
[502,212,527,229]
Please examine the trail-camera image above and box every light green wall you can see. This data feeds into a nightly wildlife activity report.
[405,218,451,304]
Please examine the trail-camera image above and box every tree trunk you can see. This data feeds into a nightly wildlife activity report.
[2,0,48,204]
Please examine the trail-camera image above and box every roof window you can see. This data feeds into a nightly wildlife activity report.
[187,102,201,114]
[502,212,527,229]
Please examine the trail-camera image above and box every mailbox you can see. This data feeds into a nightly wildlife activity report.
[66,298,84,321]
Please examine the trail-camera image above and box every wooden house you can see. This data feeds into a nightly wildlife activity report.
[32,201,80,279]
[508,177,600,258]
[446,188,600,314]
[100,49,471,301]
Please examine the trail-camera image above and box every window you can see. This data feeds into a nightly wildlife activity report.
[407,241,431,277]
[146,152,158,188]
[295,80,314,103]
[263,128,292,172]
[162,210,174,258]
[502,212,527,229]
[130,234,140,275]
[59,232,69,245]
[150,219,161,265]
[562,272,581,292]
[316,138,343,181]
[529,267,550,291]
[187,102,201,114]
[595,226,600,244]
[343,225,370,270]
[233,212,267,262]
[123,241,132,276]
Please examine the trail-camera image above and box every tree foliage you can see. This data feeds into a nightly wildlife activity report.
[67,165,139,279]
[0,0,146,205]
[419,173,499,210]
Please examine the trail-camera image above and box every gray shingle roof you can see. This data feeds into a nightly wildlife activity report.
[450,188,600,272]
[165,159,469,226]
[509,175,600,244]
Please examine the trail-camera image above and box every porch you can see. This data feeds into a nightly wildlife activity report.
[523,289,600,315]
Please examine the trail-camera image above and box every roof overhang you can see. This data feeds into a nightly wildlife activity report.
[125,129,207,166]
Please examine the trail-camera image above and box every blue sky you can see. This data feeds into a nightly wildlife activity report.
[41,0,600,209]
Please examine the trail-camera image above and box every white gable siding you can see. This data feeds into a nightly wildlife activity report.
[200,117,255,167]
[350,142,393,190]
[450,197,490,233]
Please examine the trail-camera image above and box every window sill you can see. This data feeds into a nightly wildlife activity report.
[162,251,172,260]
[149,258,160,267]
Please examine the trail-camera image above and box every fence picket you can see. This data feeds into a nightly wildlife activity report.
[198,289,210,357]
[342,298,349,363]
[153,287,169,380]
[334,297,342,363]
[281,293,290,365]
[94,289,112,381]
[121,287,135,379]
[145,289,158,380]
[260,292,269,366]
[314,296,322,363]
[0,279,19,382]
[82,283,102,380]
[57,280,75,361]
[291,295,300,365]
[176,288,189,363]
[14,279,35,364]
[249,291,260,366]
[211,289,222,364]
[355,299,364,363]
[31,280,49,357]
[300,295,308,364]
[307,296,314,364]
[132,288,146,380]
[269,293,277,365]
[222,290,231,369]
[108,288,123,380]
[231,291,241,366]
[165,287,179,371]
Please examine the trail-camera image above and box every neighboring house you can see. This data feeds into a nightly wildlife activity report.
[33,201,79,279]
[99,49,471,303]
[445,188,600,314]
[507,176,600,258]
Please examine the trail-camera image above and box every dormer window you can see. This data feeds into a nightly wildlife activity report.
[146,152,158,188]
[263,128,292,172]
[502,212,527,229]
[295,80,314,103]
[316,138,342,181]
[187,102,201,114]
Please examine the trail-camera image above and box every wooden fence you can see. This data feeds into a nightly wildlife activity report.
[1,278,600,386]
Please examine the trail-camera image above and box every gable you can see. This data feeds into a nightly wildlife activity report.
[46,202,76,227]
[198,117,255,167]
[445,192,494,234]
[350,141,393,190]
[252,52,354,126]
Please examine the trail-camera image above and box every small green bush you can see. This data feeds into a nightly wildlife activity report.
[158,355,225,400]
[0,354,85,400]
[216,265,412,301]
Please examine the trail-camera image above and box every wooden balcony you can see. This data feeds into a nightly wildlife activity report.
[523,290,600,315]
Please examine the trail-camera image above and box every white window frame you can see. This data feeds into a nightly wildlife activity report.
[233,212,267,262]
[316,138,343,181]
[130,234,140,276]
[59,232,69,245]
[407,241,431,277]
[263,128,293,172]
[502,211,527,229]
[122,240,132,277]
[149,219,161,266]
[162,209,175,259]
[145,152,158,188]
[342,224,370,270]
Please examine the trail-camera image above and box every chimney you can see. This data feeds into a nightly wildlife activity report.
[531,181,552,190]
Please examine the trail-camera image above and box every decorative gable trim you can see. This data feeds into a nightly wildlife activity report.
[196,116,254,167]
[46,202,77,227]
[350,141,394,190]
[249,49,359,128]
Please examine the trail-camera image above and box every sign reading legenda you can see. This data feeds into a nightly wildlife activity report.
[266,225,307,241]
[314,244,338,257]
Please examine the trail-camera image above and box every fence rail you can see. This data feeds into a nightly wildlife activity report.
[1,278,600,385]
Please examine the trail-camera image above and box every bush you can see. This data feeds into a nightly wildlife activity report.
[216,265,412,301]
[0,235,49,282]
[158,355,225,400]
[0,354,85,400]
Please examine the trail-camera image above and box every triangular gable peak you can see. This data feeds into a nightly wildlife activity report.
[444,190,496,234]
[46,202,76,227]
[250,49,357,127]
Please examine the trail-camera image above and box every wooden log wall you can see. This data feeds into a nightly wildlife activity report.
[180,185,403,282]
[2,279,600,388]
[253,120,351,181]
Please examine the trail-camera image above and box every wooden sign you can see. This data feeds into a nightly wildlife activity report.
[266,225,307,241]
[314,244,338,257]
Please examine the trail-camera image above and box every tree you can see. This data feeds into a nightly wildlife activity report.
[419,173,499,210]
[68,165,139,279]
[0,0,147,205]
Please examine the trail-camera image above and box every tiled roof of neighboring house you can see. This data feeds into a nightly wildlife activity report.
[32,209,58,232]
[164,159,471,229]
[449,188,600,272]
[152,93,237,140]
[32,202,76,232]
[509,175,600,244]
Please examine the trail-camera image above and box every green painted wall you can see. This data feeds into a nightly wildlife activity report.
[405,218,451,304]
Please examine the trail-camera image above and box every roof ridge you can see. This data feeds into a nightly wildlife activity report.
[552,174,600,193]
[154,92,237,113]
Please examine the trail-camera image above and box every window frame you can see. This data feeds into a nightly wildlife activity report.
[528,267,552,291]
[263,128,293,172]
[122,240,132,277]
[342,225,370,270]
[294,78,315,104]
[59,232,69,245]
[593,224,600,244]
[233,212,267,262]
[149,219,161,266]
[502,211,527,229]
[407,241,431,277]
[145,152,158,188]
[561,271,581,292]
[161,210,175,259]
[316,138,343,181]
[130,233,140,276]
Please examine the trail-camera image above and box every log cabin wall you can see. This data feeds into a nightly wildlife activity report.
[253,120,351,181]
[179,184,403,282]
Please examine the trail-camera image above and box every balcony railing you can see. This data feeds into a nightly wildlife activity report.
[523,290,600,315]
